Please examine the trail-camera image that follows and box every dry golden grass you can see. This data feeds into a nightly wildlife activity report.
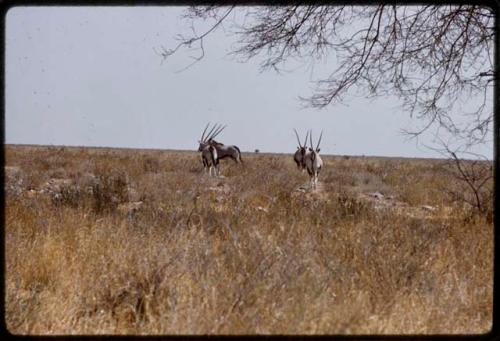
[5,145,493,335]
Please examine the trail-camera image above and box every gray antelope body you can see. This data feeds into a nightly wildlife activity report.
[293,129,310,172]
[304,130,324,189]
[207,138,243,164]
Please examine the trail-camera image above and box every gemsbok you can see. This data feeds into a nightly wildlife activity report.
[198,123,225,176]
[304,130,324,189]
[204,126,243,163]
[293,129,310,172]
[207,138,243,164]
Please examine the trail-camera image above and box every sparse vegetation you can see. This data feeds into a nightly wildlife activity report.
[5,145,493,335]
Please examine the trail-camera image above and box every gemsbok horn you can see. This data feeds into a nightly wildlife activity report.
[304,130,324,189]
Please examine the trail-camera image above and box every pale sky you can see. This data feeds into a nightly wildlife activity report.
[5,6,494,158]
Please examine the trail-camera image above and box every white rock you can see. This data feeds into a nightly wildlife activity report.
[368,191,384,199]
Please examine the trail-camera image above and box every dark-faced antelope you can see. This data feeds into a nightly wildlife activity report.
[293,129,310,172]
[198,123,225,176]
[304,130,324,189]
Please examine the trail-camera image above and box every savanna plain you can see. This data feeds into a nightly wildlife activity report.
[4,144,493,335]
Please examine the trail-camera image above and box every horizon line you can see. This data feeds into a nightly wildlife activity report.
[4,143,493,162]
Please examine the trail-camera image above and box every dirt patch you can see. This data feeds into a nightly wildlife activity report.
[245,193,275,214]
[291,181,330,203]
[5,166,22,176]
[40,178,74,194]
[118,201,144,217]
[357,191,444,220]
[206,181,231,195]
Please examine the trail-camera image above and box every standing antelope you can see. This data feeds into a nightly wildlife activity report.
[204,124,243,165]
[207,138,243,164]
[304,130,324,189]
[293,129,310,172]
[201,145,219,176]
[198,123,225,176]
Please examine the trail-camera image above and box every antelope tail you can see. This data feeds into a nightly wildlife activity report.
[234,146,243,164]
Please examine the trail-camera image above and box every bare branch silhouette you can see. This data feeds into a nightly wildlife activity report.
[160,5,494,146]
[425,138,493,217]
[157,6,234,72]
